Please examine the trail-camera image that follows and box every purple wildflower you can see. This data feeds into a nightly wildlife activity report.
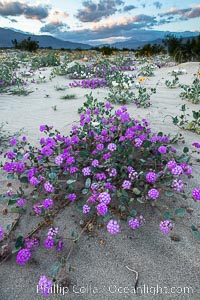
[107,143,117,152]
[148,188,159,200]
[135,138,143,147]
[95,173,107,181]
[158,146,167,154]
[41,146,53,157]
[108,168,117,177]
[107,220,120,235]
[122,180,131,190]
[82,166,91,176]
[98,192,111,205]
[48,227,58,237]
[15,162,25,173]
[42,198,54,209]
[167,160,177,170]
[7,151,16,160]
[29,176,39,186]
[55,155,63,166]
[68,193,77,201]
[128,215,145,230]
[39,125,47,132]
[192,141,200,148]
[103,153,111,160]
[171,179,184,192]
[16,198,26,207]
[192,188,200,201]
[159,220,173,235]
[38,275,53,296]
[146,172,157,183]
[56,239,63,251]
[83,204,91,214]
[16,249,31,265]
[33,203,42,215]
[24,237,40,251]
[105,102,111,109]
[171,166,183,176]
[69,166,78,174]
[44,182,54,193]
[0,227,4,240]
[180,163,192,176]
[91,159,99,167]
[96,143,104,151]
[97,203,108,215]
[44,237,54,249]
[10,138,18,146]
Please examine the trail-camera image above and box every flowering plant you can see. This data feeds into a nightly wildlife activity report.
[139,64,156,77]
[180,72,200,104]
[0,94,200,296]
[165,75,180,88]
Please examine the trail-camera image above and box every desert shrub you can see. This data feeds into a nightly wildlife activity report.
[12,37,39,52]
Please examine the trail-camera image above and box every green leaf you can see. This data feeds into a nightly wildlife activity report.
[79,151,89,158]
[19,176,29,184]
[139,159,146,163]
[193,231,200,239]
[0,194,4,201]
[163,212,171,220]
[7,224,12,231]
[16,153,23,160]
[50,262,60,277]
[67,179,76,185]
[10,207,24,213]
[82,188,88,195]
[133,188,141,195]
[183,147,189,153]
[76,203,84,212]
[129,198,135,203]
[49,172,57,180]
[121,190,128,197]
[136,197,144,204]
[119,205,126,212]
[191,225,197,231]
[7,174,14,180]
[103,212,111,223]
[49,133,55,137]
[175,208,186,218]
[15,235,24,249]
[60,257,66,265]
[165,190,174,197]
[85,178,91,188]
[8,199,18,205]
[130,209,137,217]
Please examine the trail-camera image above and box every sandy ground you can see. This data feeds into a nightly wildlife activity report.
[0,61,200,300]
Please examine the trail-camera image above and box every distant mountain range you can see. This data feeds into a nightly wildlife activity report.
[110,31,199,49]
[0,28,91,49]
[0,27,199,50]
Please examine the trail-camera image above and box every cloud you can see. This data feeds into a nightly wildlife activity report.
[89,36,132,44]
[94,14,156,30]
[76,0,124,22]
[123,5,137,12]
[153,2,162,9]
[52,10,69,18]
[52,13,158,45]
[0,0,49,20]
[40,20,69,33]
[160,5,200,19]
[10,17,17,22]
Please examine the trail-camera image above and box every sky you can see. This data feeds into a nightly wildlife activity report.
[0,0,200,45]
